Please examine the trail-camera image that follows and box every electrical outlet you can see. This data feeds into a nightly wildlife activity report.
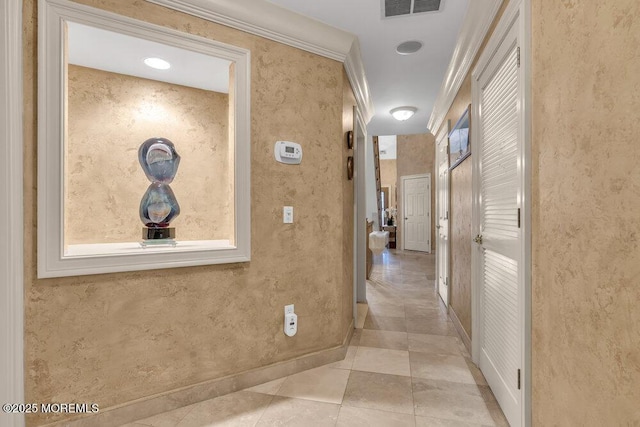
[284,304,297,337]
[284,312,297,336]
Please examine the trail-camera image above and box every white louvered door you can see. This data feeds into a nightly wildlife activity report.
[475,18,522,427]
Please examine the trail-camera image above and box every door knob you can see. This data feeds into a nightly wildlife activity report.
[436,225,441,229]
[473,234,483,244]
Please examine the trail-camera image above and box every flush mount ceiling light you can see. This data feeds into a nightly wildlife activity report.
[143,57,171,70]
[396,40,423,55]
[390,106,417,121]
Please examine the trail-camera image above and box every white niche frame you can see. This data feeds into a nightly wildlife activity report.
[38,0,251,278]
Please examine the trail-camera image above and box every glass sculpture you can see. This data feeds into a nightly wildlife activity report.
[138,137,180,245]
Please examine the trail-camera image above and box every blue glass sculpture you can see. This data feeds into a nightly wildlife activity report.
[138,137,181,183]
[139,183,180,227]
[138,137,180,244]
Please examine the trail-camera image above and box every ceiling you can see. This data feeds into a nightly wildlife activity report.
[67,22,231,93]
[67,0,469,136]
[378,135,397,159]
[266,0,469,136]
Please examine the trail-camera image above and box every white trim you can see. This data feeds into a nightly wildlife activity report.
[400,173,431,253]
[520,1,532,425]
[345,41,375,124]
[471,81,481,381]
[435,124,450,307]
[0,0,25,425]
[427,0,503,134]
[38,0,251,278]
[146,0,375,124]
[470,0,531,426]
[145,0,354,61]
[354,107,368,317]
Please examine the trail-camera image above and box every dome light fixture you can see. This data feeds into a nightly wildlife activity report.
[143,57,171,70]
[390,106,417,121]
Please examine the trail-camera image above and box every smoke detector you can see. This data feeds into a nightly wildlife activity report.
[396,40,423,55]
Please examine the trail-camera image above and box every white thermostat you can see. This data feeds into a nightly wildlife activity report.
[275,141,302,164]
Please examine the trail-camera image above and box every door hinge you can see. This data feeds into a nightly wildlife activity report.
[517,369,521,390]
[517,208,521,228]
[445,277,449,287]
[517,46,521,68]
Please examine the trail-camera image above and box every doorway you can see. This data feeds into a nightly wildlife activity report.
[471,1,530,426]
[354,108,367,316]
[435,129,450,306]
[400,174,431,252]
[381,186,389,224]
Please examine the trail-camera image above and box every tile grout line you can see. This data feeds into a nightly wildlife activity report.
[251,392,277,427]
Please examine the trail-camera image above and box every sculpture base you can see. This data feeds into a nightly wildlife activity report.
[140,227,176,248]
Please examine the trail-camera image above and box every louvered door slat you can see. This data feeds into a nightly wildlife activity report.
[483,249,519,396]
[479,41,521,405]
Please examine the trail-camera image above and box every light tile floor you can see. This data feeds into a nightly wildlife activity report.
[124,249,509,427]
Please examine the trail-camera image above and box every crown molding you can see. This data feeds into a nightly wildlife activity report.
[146,0,375,123]
[146,0,354,61]
[1,0,25,424]
[427,0,504,134]
[345,40,375,124]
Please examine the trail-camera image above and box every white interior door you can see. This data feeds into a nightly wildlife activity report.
[436,134,449,306]
[473,13,523,427]
[402,174,430,252]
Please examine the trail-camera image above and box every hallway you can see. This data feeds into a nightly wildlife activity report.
[122,250,508,426]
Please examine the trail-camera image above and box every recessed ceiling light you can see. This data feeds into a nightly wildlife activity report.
[396,40,423,55]
[390,106,417,121]
[144,57,171,70]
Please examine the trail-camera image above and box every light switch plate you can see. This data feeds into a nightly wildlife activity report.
[283,206,293,223]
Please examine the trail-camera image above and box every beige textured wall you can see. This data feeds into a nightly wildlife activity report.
[531,0,640,424]
[66,65,231,244]
[444,76,473,338]
[396,133,435,251]
[23,0,355,425]
[380,159,397,211]
[449,159,472,335]
[435,0,509,342]
[341,70,356,338]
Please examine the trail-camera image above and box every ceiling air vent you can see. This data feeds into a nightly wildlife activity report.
[385,0,412,17]
[413,0,442,14]
[383,0,441,18]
